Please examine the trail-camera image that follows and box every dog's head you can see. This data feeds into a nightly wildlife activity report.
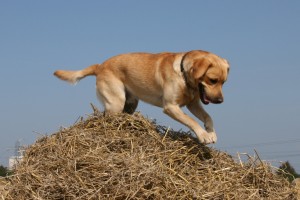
[184,51,230,105]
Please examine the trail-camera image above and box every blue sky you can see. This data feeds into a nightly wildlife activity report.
[1,1,300,172]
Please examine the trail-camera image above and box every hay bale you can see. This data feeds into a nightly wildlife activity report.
[0,178,9,198]
[2,112,297,199]
[292,178,300,199]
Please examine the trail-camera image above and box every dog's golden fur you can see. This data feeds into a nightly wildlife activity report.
[54,50,229,144]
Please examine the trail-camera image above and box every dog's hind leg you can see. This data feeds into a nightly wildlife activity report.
[96,78,126,114]
[123,90,139,114]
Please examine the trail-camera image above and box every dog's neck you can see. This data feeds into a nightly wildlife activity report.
[180,54,197,91]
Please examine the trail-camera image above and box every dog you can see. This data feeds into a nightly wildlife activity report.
[54,50,229,144]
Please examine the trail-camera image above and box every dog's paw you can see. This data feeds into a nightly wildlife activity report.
[197,131,217,144]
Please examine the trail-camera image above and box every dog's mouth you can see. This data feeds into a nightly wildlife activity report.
[199,83,210,105]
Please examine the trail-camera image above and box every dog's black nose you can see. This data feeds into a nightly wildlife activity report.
[215,98,223,104]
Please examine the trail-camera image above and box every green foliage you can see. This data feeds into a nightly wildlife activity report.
[277,161,300,183]
[0,165,9,177]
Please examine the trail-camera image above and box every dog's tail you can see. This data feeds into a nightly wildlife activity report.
[54,64,98,85]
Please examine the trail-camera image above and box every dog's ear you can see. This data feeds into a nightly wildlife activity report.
[190,58,212,80]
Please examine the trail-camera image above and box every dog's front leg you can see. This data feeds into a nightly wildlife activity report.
[163,104,216,144]
[186,99,215,132]
[186,99,217,142]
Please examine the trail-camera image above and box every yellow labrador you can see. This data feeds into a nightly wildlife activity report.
[54,50,229,144]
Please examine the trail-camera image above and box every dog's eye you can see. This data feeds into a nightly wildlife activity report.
[209,78,218,85]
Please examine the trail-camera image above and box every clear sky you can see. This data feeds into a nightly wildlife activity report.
[1,1,300,172]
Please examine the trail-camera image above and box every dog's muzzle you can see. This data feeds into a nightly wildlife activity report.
[199,83,223,104]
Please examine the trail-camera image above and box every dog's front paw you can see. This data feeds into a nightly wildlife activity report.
[197,131,217,144]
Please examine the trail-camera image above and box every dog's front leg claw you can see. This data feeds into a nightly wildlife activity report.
[196,130,217,144]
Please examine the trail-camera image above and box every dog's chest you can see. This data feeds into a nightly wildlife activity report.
[178,87,196,106]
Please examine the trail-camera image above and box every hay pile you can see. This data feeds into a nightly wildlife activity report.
[1,111,297,199]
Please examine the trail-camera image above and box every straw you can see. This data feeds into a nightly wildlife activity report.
[1,109,297,199]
